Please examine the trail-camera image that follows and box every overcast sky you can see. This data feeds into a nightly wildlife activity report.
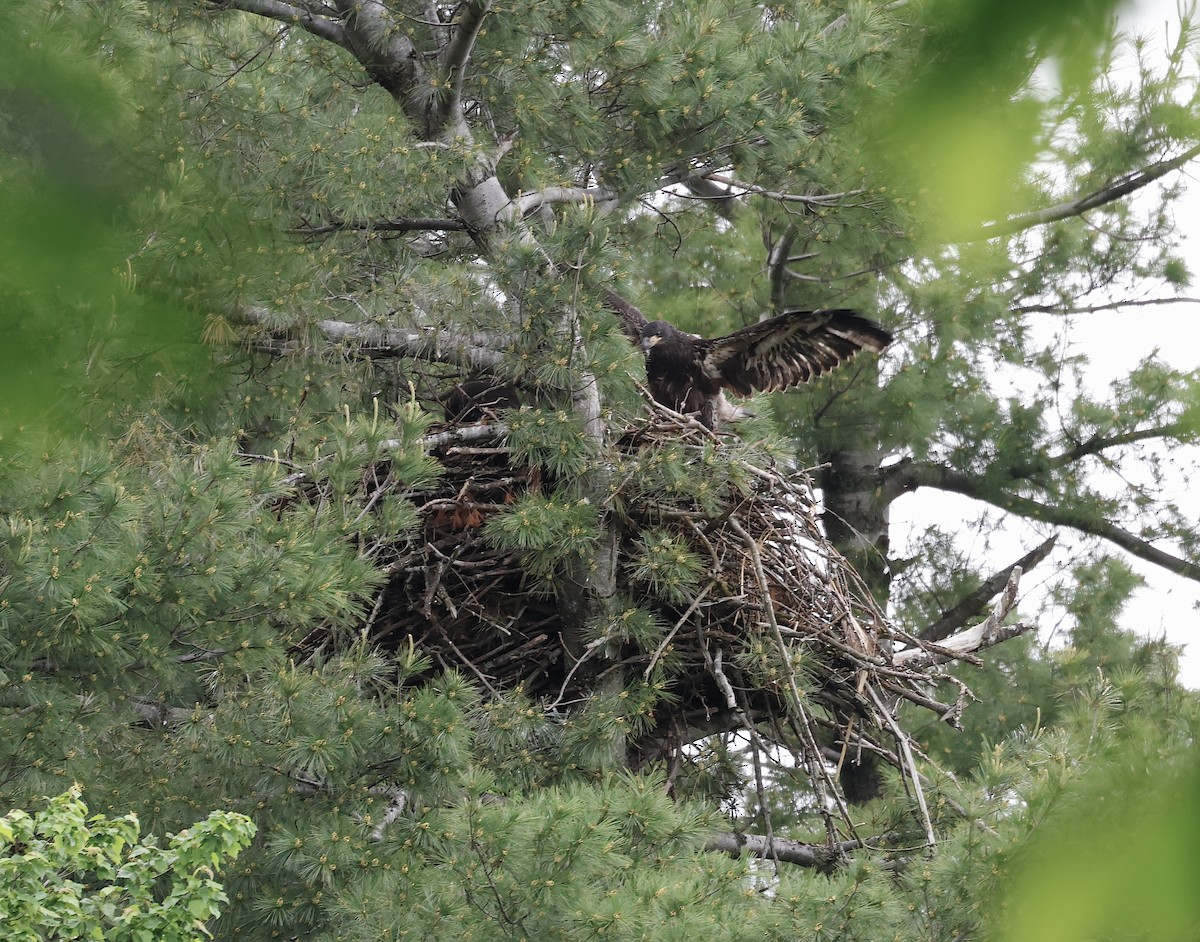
[895,0,1200,686]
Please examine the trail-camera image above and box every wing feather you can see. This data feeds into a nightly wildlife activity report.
[699,309,891,397]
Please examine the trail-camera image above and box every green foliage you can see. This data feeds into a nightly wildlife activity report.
[325,774,757,942]
[995,712,1200,942]
[484,492,601,581]
[2,1,1199,941]
[628,530,705,605]
[506,406,596,479]
[0,1,237,438]
[0,785,254,942]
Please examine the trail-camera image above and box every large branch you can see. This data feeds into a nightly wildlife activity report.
[921,536,1057,642]
[330,0,425,120]
[970,142,1200,241]
[897,567,1034,670]
[705,831,874,870]
[214,0,353,51]
[886,457,1200,582]
[438,0,492,139]
[241,306,506,371]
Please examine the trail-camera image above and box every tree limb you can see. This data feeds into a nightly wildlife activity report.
[897,567,1034,670]
[886,457,1200,582]
[438,0,492,139]
[289,216,470,236]
[921,536,1057,642]
[970,142,1200,241]
[1009,424,1187,479]
[240,306,507,371]
[517,186,619,216]
[1015,296,1200,315]
[766,225,798,313]
[705,831,874,871]
[213,0,352,51]
[699,172,869,207]
[330,0,424,117]
[674,173,741,220]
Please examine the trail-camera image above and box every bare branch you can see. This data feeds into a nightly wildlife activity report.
[516,186,619,217]
[439,0,492,138]
[699,172,869,206]
[330,0,424,114]
[240,306,506,371]
[214,0,352,51]
[921,537,1057,642]
[314,318,505,369]
[970,142,1200,241]
[705,831,875,870]
[675,173,741,219]
[897,568,1033,669]
[886,458,1200,582]
[1015,296,1200,315]
[767,226,798,313]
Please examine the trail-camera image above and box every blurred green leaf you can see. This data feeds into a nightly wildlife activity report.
[1000,752,1200,942]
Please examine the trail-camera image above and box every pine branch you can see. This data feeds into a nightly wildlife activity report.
[439,0,492,138]
[969,142,1200,241]
[920,537,1057,642]
[289,216,470,235]
[705,831,875,870]
[211,0,352,51]
[886,458,1200,582]
[240,306,506,370]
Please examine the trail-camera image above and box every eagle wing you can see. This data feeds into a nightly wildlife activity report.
[603,289,649,340]
[699,309,891,397]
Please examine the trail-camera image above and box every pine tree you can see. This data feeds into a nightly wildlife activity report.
[3,1,1200,940]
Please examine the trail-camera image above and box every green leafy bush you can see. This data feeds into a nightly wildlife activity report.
[0,786,255,942]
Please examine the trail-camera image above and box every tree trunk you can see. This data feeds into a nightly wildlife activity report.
[819,447,892,607]
[818,426,892,803]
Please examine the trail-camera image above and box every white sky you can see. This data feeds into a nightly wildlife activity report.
[895,0,1200,687]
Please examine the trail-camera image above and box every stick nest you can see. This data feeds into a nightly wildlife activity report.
[301,400,981,847]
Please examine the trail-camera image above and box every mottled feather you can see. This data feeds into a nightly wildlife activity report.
[638,309,891,428]
[703,309,892,396]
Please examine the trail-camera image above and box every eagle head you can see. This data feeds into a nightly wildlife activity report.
[640,320,673,353]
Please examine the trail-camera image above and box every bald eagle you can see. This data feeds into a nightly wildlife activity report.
[635,308,892,429]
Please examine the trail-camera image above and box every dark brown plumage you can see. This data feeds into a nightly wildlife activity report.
[639,309,892,429]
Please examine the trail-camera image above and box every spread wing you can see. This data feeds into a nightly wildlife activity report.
[700,309,891,397]
[603,289,649,340]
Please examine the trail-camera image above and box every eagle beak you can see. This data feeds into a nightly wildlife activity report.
[641,335,660,352]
